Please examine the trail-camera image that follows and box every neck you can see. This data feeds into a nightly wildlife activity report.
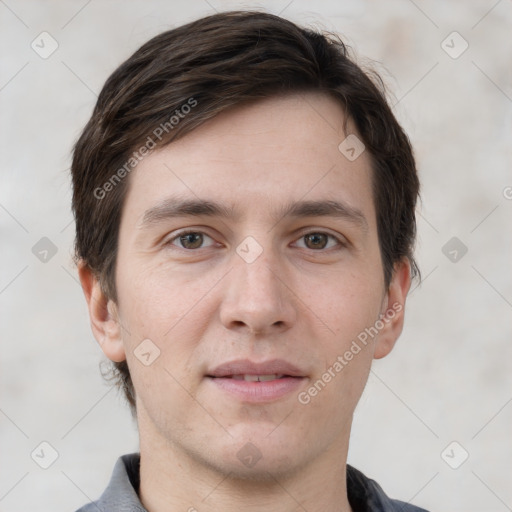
[138,419,353,512]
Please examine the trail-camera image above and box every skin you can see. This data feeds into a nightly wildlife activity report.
[79,92,410,512]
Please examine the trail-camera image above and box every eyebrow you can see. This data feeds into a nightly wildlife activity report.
[140,198,235,227]
[139,197,368,232]
[281,199,368,231]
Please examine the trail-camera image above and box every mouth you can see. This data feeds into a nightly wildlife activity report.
[206,359,306,402]
[221,374,288,382]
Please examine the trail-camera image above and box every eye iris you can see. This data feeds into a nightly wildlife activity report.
[305,233,328,249]
[180,232,203,249]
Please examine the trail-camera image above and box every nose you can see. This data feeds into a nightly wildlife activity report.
[219,247,297,336]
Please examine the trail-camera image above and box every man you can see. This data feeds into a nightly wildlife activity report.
[72,10,427,512]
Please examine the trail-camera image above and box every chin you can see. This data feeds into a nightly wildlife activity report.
[207,428,307,481]
[218,450,302,482]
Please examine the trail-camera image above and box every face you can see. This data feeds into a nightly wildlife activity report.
[81,92,410,480]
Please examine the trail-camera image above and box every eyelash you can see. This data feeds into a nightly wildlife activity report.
[165,229,345,251]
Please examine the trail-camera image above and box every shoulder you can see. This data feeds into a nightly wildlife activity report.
[346,465,430,512]
[74,454,146,512]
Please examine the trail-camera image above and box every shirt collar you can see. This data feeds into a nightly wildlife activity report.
[76,453,428,512]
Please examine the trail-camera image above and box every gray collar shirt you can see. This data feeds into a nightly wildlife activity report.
[75,453,430,512]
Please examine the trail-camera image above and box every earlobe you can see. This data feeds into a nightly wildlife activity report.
[78,261,126,363]
[374,260,412,360]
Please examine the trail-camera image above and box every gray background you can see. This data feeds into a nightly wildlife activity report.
[1,1,511,511]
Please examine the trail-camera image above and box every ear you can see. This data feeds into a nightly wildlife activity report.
[374,259,412,360]
[78,261,126,363]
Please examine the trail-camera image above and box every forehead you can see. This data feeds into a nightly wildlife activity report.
[122,92,376,227]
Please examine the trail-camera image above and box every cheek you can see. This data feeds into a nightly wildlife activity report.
[299,270,382,396]
[116,257,221,343]
[300,267,383,338]
[115,261,221,405]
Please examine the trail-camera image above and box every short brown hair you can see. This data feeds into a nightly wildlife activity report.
[71,10,420,415]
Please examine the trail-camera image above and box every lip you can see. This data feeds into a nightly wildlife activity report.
[207,358,305,378]
[206,358,306,403]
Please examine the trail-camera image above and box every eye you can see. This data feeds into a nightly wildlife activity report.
[295,232,341,250]
[168,231,216,250]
